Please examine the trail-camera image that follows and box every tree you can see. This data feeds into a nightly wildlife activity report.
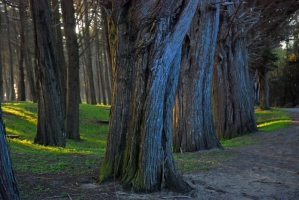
[212,0,257,140]
[83,0,96,105]
[52,0,67,112]
[18,0,26,101]
[248,0,299,109]
[0,101,20,199]
[30,0,66,147]
[173,1,222,152]
[61,0,80,140]
[99,0,198,192]
[4,2,15,101]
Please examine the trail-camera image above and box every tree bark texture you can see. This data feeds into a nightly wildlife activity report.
[18,0,26,101]
[83,0,97,105]
[52,0,67,113]
[258,70,270,110]
[0,103,20,200]
[99,0,198,193]
[30,0,66,147]
[212,0,257,140]
[4,3,15,101]
[173,1,222,153]
[0,9,3,99]
[61,0,80,140]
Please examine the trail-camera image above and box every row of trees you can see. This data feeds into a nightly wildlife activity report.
[100,0,299,193]
[2,0,299,199]
[0,0,112,104]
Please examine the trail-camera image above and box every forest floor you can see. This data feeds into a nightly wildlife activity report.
[13,110,299,200]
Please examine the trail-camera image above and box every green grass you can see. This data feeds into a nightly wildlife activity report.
[221,134,255,147]
[255,107,291,131]
[3,102,109,174]
[2,102,292,175]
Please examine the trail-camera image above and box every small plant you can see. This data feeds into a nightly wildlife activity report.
[78,194,87,200]
[60,192,68,197]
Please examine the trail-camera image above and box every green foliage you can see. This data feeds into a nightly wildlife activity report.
[3,102,109,174]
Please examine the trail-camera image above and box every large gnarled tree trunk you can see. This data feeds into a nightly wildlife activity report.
[212,0,257,140]
[99,0,198,193]
[30,0,66,147]
[173,1,222,153]
[0,102,20,199]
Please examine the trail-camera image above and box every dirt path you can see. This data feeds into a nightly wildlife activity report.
[15,110,299,199]
[99,110,299,200]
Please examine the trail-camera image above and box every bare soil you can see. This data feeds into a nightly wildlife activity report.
[14,111,299,200]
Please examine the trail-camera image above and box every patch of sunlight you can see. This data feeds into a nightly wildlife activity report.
[3,106,37,124]
[257,119,291,128]
[6,127,22,135]
[8,139,94,154]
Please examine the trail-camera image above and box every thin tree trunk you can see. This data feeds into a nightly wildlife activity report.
[99,0,198,192]
[30,0,66,147]
[0,102,20,199]
[83,0,96,104]
[173,1,222,152]
[94,16,106,105]
[99,49,107,105]
[4,3,15,101]
[61,0,80,140]
[52,0,67,113]
[18,0,26,101]
[258,70,270,110]
[103,47,111,104]
[101,8,112,104]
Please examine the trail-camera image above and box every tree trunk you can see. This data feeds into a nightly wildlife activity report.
[212,0,257,140]
[61,0,80,140]
[18,0,26,101]
[258,70,270,110]
[103,48,112,104]
[173,1,222,153]
[83,0,96,105]
[101,6,113,104]
[4,3,15,101]
[99,0,198,193]
[52,0,67,113]
[0,8,3,99]
[30,0,66,147]
[0,102,20,199]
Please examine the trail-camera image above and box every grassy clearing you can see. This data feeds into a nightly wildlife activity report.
[255,108,291,131]
[3,102,109,175]
[3,102,292,179]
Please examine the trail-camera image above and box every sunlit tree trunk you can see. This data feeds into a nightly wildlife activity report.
[30,0,66,147]
[99,0,198,193]
[0,102,20,200]
[173,1,222,152]
[61,0,80,140]
[212,0,257,140]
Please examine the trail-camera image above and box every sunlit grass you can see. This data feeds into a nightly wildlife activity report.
[2,102,110,174]
[255,108,291,131]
